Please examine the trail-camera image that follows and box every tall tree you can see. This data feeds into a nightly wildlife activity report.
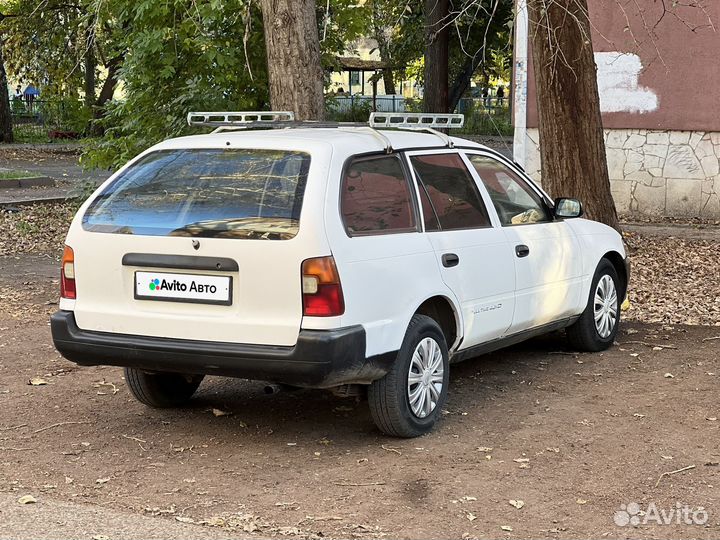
[527,0,619,230]
[423,0,449,113]
[260,0,325,120]
[0,38,12,143]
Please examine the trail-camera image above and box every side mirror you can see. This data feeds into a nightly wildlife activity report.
[554,198,583,218]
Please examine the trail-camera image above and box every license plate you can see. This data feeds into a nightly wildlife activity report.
[135,271,232,306]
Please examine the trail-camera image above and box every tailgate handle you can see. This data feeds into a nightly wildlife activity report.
[122,253,238,272]
[442,253,460,268]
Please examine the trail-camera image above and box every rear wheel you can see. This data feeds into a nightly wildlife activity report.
[124,368,204,408]
[368,314,449,438]
[566,258,622,352]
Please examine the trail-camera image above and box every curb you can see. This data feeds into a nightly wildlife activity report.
[0,196,71,206]
[0,176,55,189]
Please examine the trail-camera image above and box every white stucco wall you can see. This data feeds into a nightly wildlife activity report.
[517,128,720,218]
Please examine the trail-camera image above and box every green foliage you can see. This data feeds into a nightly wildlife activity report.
[42,99,93,132]
[325,96,373,122]
[83,0,268,169]
[459,100,513,137]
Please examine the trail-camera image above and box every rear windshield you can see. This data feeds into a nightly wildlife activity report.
[82,149,311,240]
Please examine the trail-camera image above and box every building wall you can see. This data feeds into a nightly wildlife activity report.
[519,128,720,218]
[513,0,720,218]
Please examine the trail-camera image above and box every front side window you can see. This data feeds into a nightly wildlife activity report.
[410,153,491,231]
[468,155,551,226]
[341,155,417,235]
[83,149,311,240]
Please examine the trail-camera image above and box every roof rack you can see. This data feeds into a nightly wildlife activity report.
[368,112,464,148]
[368,112,464,129]
[186,111,464,151]
[187,111,295,129]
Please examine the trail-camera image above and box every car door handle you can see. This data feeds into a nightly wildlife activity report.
[515,244,530,258]
[442,253,460,268]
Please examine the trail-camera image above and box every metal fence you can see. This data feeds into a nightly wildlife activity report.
[326,95,512,135]
[10,98,87,142]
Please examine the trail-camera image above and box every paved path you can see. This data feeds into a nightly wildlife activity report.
[624,222,720,241]
[0,494,234,540]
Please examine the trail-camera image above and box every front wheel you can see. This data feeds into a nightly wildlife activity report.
[566,258,622,352]
[368,314,449,438]
[124,368,204,408]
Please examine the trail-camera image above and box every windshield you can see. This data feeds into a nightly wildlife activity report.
[82,149,311,240]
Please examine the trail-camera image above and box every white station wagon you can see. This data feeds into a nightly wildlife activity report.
[52,112,629,437]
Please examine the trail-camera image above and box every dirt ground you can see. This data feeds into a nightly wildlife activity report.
[1,253,719,539]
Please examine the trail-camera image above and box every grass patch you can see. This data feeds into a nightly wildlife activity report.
[0,170,42,180]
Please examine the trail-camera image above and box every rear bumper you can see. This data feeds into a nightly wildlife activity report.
[50,311,395,388]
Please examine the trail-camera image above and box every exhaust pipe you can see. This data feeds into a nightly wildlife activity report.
[263,384,283,395]
[263,383,301,395]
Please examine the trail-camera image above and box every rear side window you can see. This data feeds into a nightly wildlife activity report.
[410,153,491,231]
[83,149,311,240]
[341,155,418,236]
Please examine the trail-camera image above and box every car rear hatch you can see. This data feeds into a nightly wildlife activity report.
[69,146,327,347]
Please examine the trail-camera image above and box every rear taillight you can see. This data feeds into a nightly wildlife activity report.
[301,256,345,317]
[60,246,76,299]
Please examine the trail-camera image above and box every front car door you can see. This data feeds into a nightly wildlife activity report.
[464,151,583,333]
[405,150,516,350]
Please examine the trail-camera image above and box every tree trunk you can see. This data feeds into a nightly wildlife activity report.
[259,0,325,121]
[95,56,121,113]
[0,40,13,143]
[449,54,483,112]
[90,56,122,136]
[423,0,449,113]
[84,27,96,109]
[371,3,396,95]
[527,0,619,231]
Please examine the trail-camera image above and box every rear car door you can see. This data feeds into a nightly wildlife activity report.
[464,152,583,333]
[71,147,327,347]
[405,150,516,349]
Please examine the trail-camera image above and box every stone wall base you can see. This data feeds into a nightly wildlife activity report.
[515,128,720,219]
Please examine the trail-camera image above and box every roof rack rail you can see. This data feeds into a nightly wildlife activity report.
[186,111,464,152]
[369,112,464,129]
[368,112,464,148]
[187,111,295,128]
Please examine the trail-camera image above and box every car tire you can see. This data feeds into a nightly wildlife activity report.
[368,314,449,438]
[124,368,204,408]
[566,258,622,352]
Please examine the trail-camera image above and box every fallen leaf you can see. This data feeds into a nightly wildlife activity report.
[652,346,663,351]
[175,516,195,523]
[576,498,588,505]
[513,458,530,463]
[664,373,674,379]
[509,499,524,509]
[18,495,36,504]
[96,477,110,484]
[28,378,48,386]
[466,512,477,522]
[633,413,646,418]
[211,408,232,417]
[501,525,513,532]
